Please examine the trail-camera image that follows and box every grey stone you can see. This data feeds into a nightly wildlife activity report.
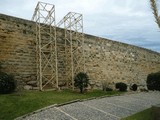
[24,85,32,90]
[27,81,37,85]
[27,81,37,86]
[58,81,66,87]
[139,86,148,92]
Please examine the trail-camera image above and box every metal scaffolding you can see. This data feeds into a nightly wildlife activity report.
[57,12,85,89]
[32,2,58,90]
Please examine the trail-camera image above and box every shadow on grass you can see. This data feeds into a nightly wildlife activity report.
[121,108,153,120]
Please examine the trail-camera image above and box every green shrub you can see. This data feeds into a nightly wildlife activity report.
[130,84,138,91]
[105,87,113,91]
[102,81,108,91]
[101,81,113,91]
[115,82,127,91]
[0,71,16,94]
[74,72,89,93]
[147,72,160,91]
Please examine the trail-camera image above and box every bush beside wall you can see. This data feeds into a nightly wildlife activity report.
[147,72,160,91]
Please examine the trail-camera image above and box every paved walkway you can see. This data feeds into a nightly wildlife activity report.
[18,92,160,120]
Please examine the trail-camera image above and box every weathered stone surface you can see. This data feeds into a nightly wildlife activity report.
[139,85,148,92]
[58,81,67,87]
[27,81,37,86]
[24,85,33,90]
[0,13,160,89]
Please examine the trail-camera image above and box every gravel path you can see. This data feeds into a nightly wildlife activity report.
[17,91,160,120]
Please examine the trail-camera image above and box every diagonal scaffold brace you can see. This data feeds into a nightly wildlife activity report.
[57,12,85,90]
[32,2,59,91]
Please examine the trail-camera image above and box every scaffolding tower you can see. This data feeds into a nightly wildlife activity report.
[32,2,58,90]
[57,12,85,89]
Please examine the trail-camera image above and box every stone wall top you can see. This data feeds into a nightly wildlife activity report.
[0,13,159,56]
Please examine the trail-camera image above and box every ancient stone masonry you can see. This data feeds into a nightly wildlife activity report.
[0,14,37,89]
[84,36,160,88]
[0,13,160,90]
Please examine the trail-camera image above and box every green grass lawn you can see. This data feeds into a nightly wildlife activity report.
[0,89,124,120]
[121,108,153,120]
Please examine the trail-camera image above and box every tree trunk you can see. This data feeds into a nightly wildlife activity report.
[80,87,83,93]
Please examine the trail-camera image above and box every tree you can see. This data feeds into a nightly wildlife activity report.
[150,0,160,28]
[115,82,127,91]
[0,63,16,94]
[147,71,160,91]
[74,72,89,93]
[130,84,138,91]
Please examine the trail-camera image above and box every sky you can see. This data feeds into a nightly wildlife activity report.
[0,0,160,52]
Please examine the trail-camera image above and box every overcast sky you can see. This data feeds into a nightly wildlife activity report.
[0,0,160,52]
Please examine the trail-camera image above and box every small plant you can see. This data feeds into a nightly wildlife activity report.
[102,81,108,91]
[102,81,113,91]
[147,72,160,91]
[74,72,89,93]
[106,87,113,91]
[0,71,16,94]
[115,82,127,91]
[130,84,138,91]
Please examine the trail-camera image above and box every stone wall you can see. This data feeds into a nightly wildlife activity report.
[84,35,160,88]
[0,14,37,89]
[0,13,160,89]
